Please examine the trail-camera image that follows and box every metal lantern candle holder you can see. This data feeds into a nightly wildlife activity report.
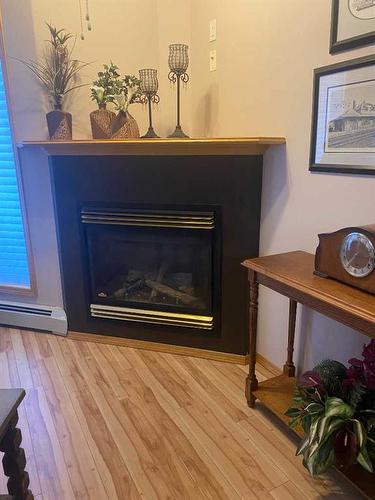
[168,44,189,138]
[139,68,160,138]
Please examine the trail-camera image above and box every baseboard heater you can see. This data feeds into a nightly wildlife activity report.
[0,300,67,336]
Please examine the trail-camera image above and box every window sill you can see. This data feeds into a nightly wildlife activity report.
[0,284,36,297]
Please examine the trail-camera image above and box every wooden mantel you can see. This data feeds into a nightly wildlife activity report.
[19,137,285,156]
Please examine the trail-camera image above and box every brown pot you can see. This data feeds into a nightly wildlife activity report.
[111,110,140,139]
[46,107,72,140]
[90,103,115,139]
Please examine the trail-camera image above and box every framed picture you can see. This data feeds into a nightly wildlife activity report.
[330,0,375,53]
[310,54,375,175]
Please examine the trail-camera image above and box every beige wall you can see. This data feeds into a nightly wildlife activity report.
[1,0,374,369]
[190,0,375,368]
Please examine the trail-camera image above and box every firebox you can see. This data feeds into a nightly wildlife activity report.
[81,206,221,331]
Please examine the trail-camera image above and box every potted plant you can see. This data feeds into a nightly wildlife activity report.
[110,75,141,139]
[19,24,88,140]
[90,63,119,139]
[286,341,375,476]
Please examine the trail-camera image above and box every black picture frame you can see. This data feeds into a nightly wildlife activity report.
[309,54,375,175]
[330,0,375,54]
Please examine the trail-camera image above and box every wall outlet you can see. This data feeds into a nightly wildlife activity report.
[209,19,217,42]
[209,50,217,72]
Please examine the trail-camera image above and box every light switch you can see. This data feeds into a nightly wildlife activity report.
[209,50,217,71]
[209,19,217,42]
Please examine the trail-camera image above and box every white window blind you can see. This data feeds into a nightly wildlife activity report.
[0,61,30,288]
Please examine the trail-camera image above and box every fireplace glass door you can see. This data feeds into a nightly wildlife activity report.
[82,208,218,330]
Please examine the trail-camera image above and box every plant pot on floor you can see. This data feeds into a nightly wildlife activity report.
[111,110,140,139]
[90,103,115,139]
[46,106,72,140]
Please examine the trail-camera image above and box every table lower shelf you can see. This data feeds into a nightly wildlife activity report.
[253,374,300,431]
[253,374,375,499]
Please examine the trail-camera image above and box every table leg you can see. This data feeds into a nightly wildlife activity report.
[283,299,297,377]
[245,270,259,408]
[0,412,33,500]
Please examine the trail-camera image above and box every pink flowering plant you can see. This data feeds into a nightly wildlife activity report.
[285,340,375,476]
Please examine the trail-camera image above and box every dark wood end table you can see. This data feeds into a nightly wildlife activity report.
[242,251,375,499]
[0,389,33,500]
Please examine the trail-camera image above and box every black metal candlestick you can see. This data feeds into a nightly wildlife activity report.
[168,44,189,138]
[139,68,160,138]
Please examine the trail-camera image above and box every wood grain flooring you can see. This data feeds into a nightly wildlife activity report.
[0,327,363,499]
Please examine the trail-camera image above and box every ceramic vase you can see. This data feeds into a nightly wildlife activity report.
[46,105,72,140]
[111,110,140,139]
[90,103,115,139]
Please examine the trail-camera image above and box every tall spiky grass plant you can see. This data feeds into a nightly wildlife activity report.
[19,23,88,109]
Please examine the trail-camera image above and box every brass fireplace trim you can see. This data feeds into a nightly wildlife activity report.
[81,210,215,230]
[90,304,214,330]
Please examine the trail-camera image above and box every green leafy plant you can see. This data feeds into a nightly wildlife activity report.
[285,343,375,476]
[19,23,88,109]
[314,359,347,396]
[112,75,141,113]
[90,62,120,105]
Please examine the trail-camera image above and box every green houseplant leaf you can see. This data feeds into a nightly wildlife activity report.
[325,397,354,419]
[319,417,346,444]
[357,446,374,473]
[305,436,336,476]
[296,434,309,456]
[284,407,301,418]
[305,402,324,415]
[352,419,365,450]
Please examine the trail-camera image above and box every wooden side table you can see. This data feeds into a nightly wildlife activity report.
[242,251,375,499]
[0,389,33,500]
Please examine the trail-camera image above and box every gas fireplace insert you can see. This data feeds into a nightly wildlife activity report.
[82,206,221,331]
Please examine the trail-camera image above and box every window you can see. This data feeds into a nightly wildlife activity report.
[0,61,31,290]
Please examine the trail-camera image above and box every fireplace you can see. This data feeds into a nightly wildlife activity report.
[49,151,263,356]
[82,207,221,329]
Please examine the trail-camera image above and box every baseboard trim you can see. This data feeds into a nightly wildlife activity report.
[65,332,282,370]
[256,353,281,376]
[68,331,249,365]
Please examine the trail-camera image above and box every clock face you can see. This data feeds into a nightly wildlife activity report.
[340,232,375,278]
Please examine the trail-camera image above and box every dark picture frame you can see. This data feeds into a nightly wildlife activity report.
[330,0,375,54]
[310,54,375,175]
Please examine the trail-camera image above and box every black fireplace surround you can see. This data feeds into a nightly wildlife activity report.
[51,154,262,355]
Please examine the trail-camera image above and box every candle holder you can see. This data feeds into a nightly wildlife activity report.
[139,69,160,138]
[168,44,189,138]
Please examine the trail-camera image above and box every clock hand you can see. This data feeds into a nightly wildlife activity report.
[347,252,360,266]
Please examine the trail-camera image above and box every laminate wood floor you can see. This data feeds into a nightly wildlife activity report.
[0,328,363,499]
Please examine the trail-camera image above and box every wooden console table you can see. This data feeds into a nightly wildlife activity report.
[242,251,375,499]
